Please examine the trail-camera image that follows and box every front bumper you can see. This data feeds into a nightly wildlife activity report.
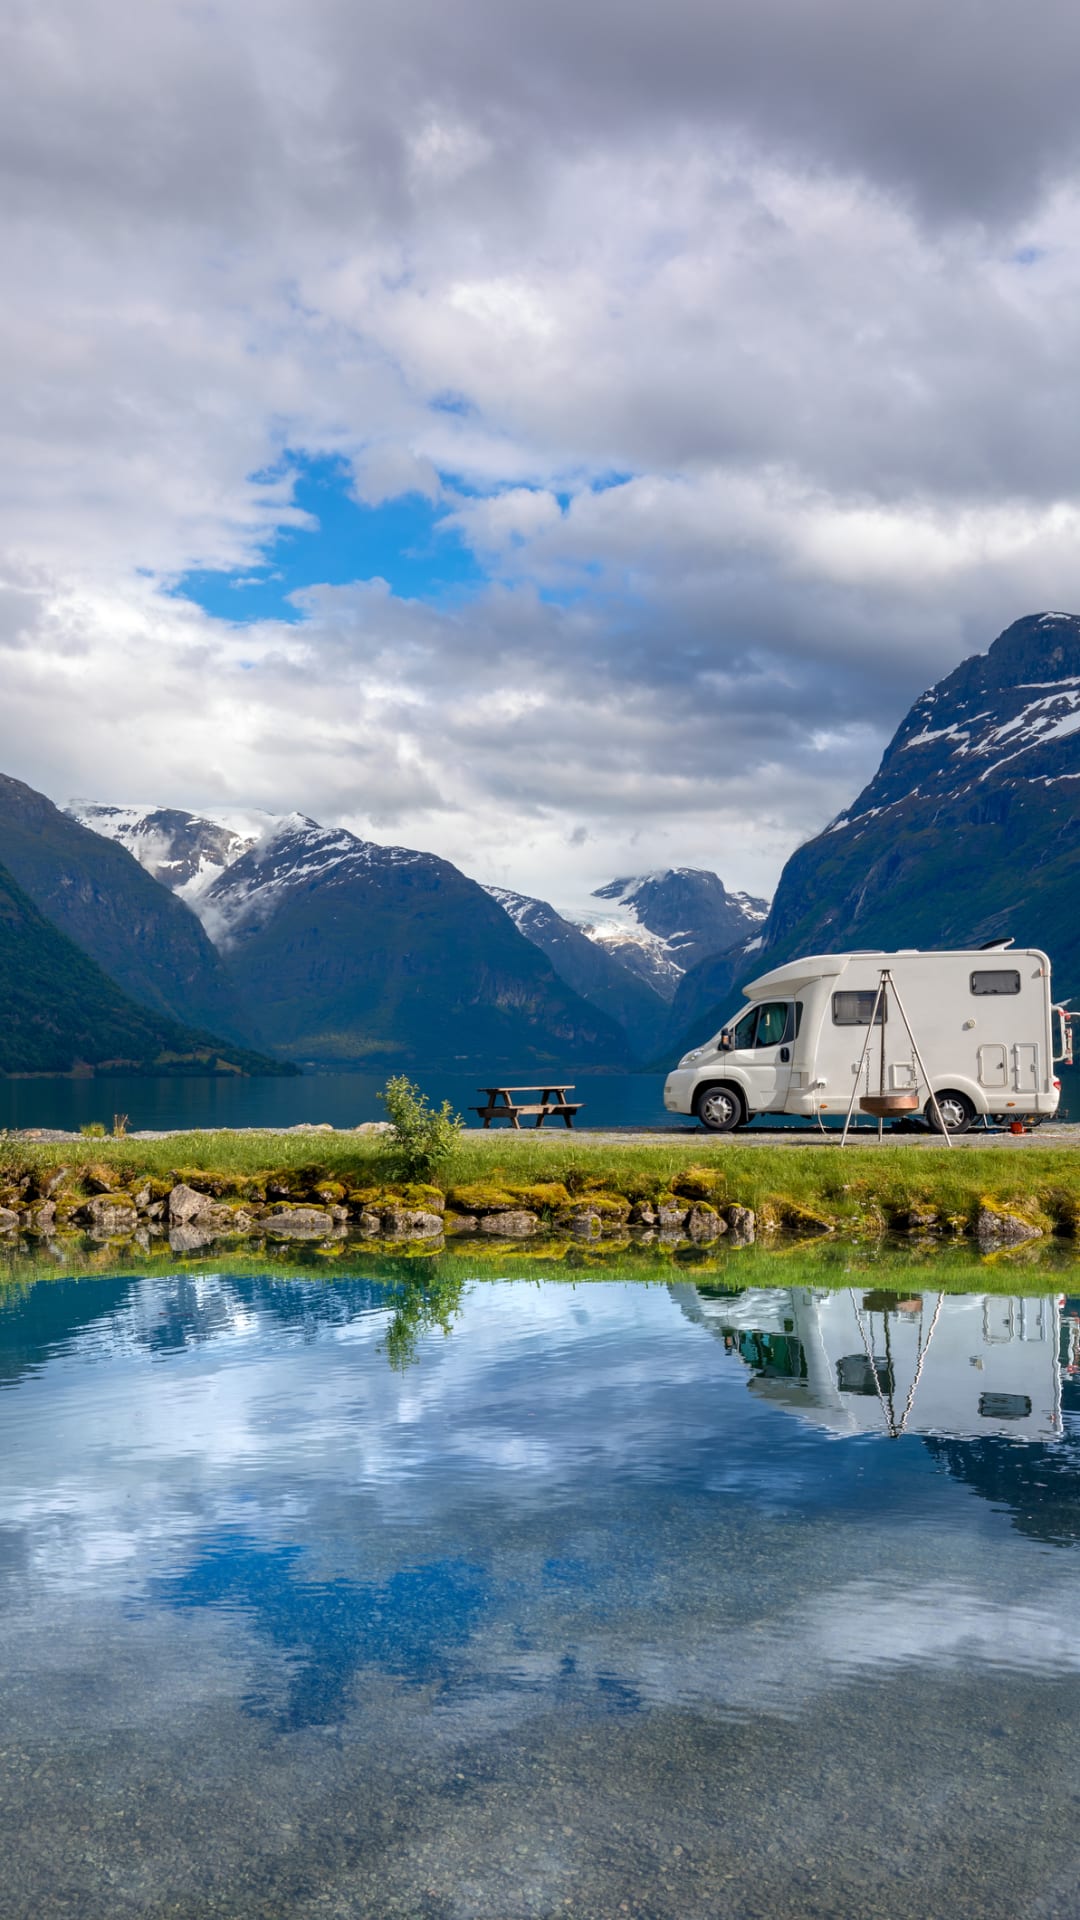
[663,1069,699,1114]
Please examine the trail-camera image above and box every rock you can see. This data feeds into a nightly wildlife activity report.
[28,1201,56,1233]
[380,1208,443,1238]
[353,1121,393,1134]
[169,1183,213,1225]
[45,1167,71,1197]
[0,1207,18,1233]
[79,1194,138,1235]
[330,1205,350,1223]
[169,1224,217,1254]
[479,1210,537,1237]
[133,1186,151,1209]
[557,1207,601,1238]
[976,1207,1042,1249]
[725,1205,756,1245]
[656,1204,688,1235]
[686,1205,726,1242]
[629,1202,657,1227]
[443,1213,479,1233]
[265,1207,335,1238]
[358,1210,383,1236]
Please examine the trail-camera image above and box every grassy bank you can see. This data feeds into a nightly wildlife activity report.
[1,1129,1080,1240]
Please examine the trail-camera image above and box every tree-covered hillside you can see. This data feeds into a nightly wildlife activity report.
[0,859,290,1075]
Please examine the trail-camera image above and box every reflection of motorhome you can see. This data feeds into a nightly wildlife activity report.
[663,947,1070,1131]
[673,1286,1065,1441]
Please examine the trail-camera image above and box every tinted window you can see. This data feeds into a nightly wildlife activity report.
[971,970,1021,996]
[729,1008,757,1048]
[754,1002,789,1047]
[832,990,887,1026]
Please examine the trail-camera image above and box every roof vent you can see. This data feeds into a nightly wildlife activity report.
[979,936,1014,951]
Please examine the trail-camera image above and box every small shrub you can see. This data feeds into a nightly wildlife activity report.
[378,1076,463,1180]
[80,1122,107,1138]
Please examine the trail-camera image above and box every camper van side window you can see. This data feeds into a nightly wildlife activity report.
[970,970,1021,996]
[832,991,886,1026]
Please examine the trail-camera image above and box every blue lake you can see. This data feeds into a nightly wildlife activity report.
[2,1063,1078,1133]
[2,1263,1080,1916]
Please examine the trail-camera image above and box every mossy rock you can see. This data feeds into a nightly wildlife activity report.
[512,1182,571,1212]
[80,1163,117,1195]
[347,1185,405,1208]
[399,1183,445,1211]
[779,1201,836,1235]
[310,1181,347,1204]
[445,1183,518,1214]
[583,1191,631,1217]
[671,1169,720,1202]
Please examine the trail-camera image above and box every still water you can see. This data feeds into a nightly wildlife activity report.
[3,1064,1079,1133]
[2,1265,1080,1917]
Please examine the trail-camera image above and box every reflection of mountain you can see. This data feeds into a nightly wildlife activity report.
[922,1432,1080,1548]
[0,1271,397,1390]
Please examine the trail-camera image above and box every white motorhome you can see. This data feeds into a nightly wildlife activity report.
[672,1284,1068,1442]
[663,945,1072,1132]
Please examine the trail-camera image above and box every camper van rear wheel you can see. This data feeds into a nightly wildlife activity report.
[926,1090,975,1134]
[695,1084,744,1132]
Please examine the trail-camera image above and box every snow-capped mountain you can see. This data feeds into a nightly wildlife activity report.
[70,803,633,1070]
[667,610,1080,1055]
[68,803,265,916]
[573,869,769,1002]
[484,885,670,1055]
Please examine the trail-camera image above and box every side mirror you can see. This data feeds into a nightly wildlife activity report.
[720,1030,731,1052]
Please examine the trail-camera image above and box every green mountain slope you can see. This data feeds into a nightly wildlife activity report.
[199,820,635,1070]
[0,773,251,1039]
[0,859,291,1076]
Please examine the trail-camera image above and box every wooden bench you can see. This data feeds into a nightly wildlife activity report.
[472,1085,582,1129]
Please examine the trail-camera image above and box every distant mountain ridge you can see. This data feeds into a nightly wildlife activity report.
[571,869,768,1002]
[72,804,634,1070]
[484,886,670,1055]
[667,610,1080,1057]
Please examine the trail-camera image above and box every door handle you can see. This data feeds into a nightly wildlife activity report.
[780,1047,790,1063]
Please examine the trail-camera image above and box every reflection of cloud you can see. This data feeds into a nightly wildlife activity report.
[2,1273,1077,1763]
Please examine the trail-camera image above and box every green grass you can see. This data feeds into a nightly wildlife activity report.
[2,1131,1079,1233]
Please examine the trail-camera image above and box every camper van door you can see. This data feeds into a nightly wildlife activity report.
[733,999,797,1112]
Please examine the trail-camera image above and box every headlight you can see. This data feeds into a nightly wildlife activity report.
[679,1047,703,1065]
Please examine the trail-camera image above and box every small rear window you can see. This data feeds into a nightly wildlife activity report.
[832,990,886,1026]
[979,1392,1032,1420]
[970,970,1021,996]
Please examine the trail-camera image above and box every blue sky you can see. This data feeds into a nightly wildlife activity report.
[176,456,485,623]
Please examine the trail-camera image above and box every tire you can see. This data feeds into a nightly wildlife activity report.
[695,1084,744,1133]
[925,1090,975,1134]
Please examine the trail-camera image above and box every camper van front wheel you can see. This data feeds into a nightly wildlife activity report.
[926,1090,975,1134]
[695,1085,744,1132]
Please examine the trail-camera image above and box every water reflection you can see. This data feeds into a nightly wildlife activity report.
[2,1268,1080,1918]
[674,1282,1070,1439]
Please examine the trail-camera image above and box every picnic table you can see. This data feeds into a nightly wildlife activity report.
[472,1085,582,1129]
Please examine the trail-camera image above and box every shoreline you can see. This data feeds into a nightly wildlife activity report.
[2,1128,1080,1252]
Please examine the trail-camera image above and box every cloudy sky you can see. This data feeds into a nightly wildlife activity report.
[2,0,1078,908]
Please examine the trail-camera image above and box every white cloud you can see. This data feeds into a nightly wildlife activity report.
[1,0,1080,901]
